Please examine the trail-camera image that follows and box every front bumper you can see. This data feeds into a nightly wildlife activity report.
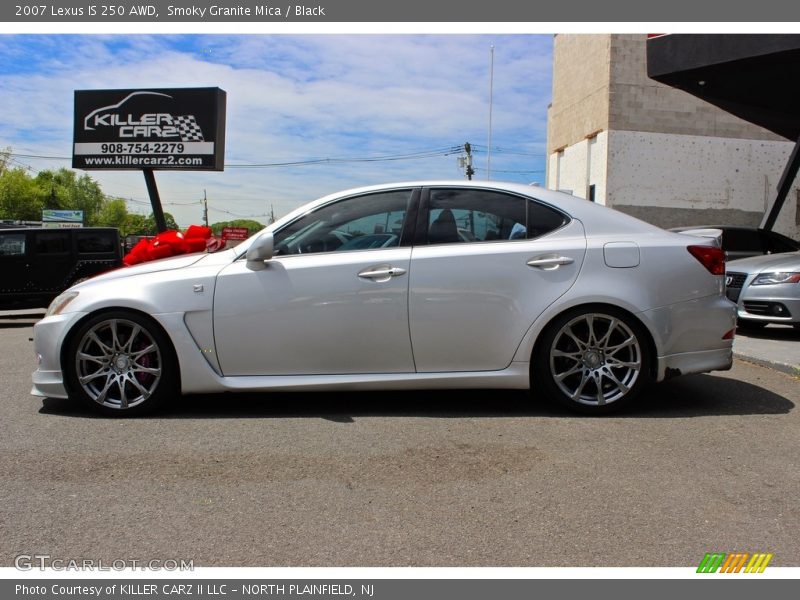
[737,284,800,324]
[30,312,87,399]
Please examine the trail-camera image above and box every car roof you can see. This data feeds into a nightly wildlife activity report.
[269,180,666,235]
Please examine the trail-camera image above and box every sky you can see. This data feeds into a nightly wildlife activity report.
[0,34,553,227]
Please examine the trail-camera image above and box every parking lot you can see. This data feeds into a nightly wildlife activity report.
[1,310,798,567]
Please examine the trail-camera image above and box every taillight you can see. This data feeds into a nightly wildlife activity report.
[687,245,725,275]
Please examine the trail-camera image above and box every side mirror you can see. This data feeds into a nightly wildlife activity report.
[245,232,274,270]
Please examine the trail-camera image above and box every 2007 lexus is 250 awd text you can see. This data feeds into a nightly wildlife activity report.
[31,181,736,415]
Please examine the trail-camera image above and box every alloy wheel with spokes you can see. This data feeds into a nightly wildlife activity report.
[535,307,650,413]
[66,311,176,415]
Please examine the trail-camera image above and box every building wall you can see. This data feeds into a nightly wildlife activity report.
[607,130,797,234]
[548,131,608,205]
[547,33,800,240]
[608,35,786,141]
[546,34,611,157]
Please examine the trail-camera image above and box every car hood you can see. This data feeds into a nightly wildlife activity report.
[727,251,800,273]
[78,252,210,286]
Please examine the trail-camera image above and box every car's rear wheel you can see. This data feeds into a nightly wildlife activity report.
[534,307,651,414]
[64,311,177,416]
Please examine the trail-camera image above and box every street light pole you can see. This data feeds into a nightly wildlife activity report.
[487,45,494,180]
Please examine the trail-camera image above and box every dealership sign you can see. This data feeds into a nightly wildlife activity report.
[221,227,250,241]
[42,209,84,223]
[73,87,226,170]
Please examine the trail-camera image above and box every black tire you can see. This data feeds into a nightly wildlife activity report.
[533,306,652,415]
[64,310,178,416]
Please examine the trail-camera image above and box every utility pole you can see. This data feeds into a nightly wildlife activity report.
[487,44,495,180]
[269,204,276,224]
[202,189,208,227]
[459,142,475,180]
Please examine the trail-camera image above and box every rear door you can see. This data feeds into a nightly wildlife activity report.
[74,229,122,281]
[29,230,74,295]
[408,187,586,372]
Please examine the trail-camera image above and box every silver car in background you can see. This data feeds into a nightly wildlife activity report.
[32,181,736,416]
[726,251,800,330]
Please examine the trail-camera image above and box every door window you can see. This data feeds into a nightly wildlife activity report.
[426,188,567,244]
[0,233,26,256]
[34,232,70,254]
[274,190,412,255]
[76,231,117,254]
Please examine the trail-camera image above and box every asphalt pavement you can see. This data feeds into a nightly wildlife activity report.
[733,324,800,376]
[0,309,798,567]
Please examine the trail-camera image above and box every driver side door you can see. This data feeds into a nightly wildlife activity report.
[213,188,418,376]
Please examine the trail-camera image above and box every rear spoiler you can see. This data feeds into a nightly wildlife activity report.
[674,228,723,247]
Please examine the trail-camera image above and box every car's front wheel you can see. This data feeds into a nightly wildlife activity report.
[64,311,177,416]
[534,307,651,414]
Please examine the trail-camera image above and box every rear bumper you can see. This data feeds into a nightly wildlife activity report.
[657,347,733,381]
[641,294,736,382]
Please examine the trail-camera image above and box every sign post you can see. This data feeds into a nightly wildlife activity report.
[73,87,226,232]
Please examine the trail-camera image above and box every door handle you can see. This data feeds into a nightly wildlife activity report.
[526,255,574,270]
[358,266,407,281]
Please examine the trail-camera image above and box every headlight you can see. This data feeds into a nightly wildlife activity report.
[751,272,800,285]
[45,291,79,317]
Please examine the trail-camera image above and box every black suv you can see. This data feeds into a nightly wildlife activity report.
[0,227,122,310]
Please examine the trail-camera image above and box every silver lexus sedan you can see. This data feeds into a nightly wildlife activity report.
[32,181,736,416]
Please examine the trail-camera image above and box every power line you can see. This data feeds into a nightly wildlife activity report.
[7,146,464,168]
[471,144,546,158]
[208,206,268,218]
[474,167,544,174]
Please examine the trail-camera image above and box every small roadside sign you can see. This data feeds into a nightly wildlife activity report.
[221,227,250,241]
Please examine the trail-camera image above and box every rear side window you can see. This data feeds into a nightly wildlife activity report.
[77,231,117,254]
[34,232,70,254]
[0,233,26,256]
[528,201,569,239]
[426,188,567,244]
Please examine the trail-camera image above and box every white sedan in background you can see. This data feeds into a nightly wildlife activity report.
[32,181,736,416]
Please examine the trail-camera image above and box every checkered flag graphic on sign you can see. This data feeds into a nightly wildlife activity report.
[173,115,204,142]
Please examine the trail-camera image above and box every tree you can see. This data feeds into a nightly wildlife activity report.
[145,212,179,233]
[96,198,129,230]
[0,147,11,173]
[35,168,104,225]
[0,167,45,221]
[211,219,264,237]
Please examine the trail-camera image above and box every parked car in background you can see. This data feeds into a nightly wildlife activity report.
[670,225,799,261]
[0,227,122,310]
[32,181,735,416]
[725,251,800,329]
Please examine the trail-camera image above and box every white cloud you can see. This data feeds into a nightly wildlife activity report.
[0,34,551,226]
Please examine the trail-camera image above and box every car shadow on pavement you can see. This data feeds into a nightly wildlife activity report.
[738,324,800,341]
[39,372,795,420]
